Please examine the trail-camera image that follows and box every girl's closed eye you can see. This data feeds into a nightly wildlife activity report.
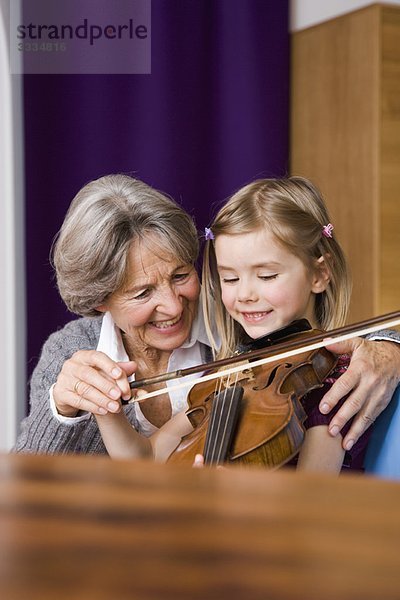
[259,273,278,281]
[221,276,239,284]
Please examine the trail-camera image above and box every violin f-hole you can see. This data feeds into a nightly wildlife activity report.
[253,362,293,391]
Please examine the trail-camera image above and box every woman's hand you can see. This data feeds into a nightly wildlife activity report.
[319,338,400,450]
[53,350,136,417]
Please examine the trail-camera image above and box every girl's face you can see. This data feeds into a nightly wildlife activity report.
[97,236,200,355]
[215,228,329,339]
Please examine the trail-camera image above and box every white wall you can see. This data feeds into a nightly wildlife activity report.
[0,0,25,451]
[290,0,400,31]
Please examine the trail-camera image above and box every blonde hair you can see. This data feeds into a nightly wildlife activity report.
[202,177,351,358]
[53,174,199,316]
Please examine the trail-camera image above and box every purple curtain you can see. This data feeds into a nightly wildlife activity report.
[24,0,289,381]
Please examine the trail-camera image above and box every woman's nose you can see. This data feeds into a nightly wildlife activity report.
[155,286,183,313]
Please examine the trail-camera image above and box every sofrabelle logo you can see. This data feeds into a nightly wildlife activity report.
[10,0,151,74]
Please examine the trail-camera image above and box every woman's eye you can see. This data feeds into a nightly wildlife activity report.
[222,277,239,284]
[132,289,150,300]
[173,272,189,282]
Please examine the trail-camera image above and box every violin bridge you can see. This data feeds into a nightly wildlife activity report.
[218,360,255,387]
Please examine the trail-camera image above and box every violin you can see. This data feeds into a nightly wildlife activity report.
[167,320,336,468]
[125,310,400,469]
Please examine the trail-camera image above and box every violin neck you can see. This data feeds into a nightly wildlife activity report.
[203,386,243,465]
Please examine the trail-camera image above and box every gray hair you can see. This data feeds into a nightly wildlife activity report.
[52,174,199,316]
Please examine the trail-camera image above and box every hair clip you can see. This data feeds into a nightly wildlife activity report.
[204,227,215,241]
[322,223,334,238]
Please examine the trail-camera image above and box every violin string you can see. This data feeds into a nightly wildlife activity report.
[207,370,228,462]
[208,373,239,464]
[216,373,240,464]
[209,372,234,463]
[128,316,400,404]
[216,374,223,397]
[206,372,230,463]
[205,375,227,463]
[201,364,234,462]
[208,372,239,464]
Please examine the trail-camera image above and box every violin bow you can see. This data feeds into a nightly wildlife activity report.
[123,309,400,404]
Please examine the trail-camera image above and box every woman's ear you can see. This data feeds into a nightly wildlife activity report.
[311,255,331,293]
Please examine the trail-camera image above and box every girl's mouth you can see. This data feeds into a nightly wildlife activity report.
[242,311,272,322]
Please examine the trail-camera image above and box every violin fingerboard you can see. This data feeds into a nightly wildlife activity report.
[203,386,243,466]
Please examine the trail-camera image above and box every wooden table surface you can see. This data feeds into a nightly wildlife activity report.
[0,452,399,600]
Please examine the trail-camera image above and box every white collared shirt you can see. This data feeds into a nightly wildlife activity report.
[50,301,213,436]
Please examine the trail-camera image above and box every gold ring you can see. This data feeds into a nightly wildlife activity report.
[73,380,82,395]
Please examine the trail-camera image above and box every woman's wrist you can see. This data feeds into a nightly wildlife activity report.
[53,384,79,417]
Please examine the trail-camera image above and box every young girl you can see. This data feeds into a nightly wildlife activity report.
[201,176,370,473]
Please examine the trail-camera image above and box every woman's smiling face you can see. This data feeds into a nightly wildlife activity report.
[98,236,200,354]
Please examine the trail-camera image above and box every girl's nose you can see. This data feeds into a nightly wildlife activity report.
[237,281,258,303]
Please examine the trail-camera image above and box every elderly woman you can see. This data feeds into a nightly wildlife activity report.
[14,174,400,457]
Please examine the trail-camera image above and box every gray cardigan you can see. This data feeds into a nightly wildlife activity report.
[14,316,400,455]
[14,317,139,454]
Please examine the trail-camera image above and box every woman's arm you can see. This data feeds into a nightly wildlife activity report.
[13,317,139,455]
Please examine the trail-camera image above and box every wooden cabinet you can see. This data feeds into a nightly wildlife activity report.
[290,4,400,323]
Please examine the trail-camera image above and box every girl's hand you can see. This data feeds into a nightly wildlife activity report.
[192,454,226,469]
[193,454,205,468]
[53,350,136,417]
[320,337,400,451]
